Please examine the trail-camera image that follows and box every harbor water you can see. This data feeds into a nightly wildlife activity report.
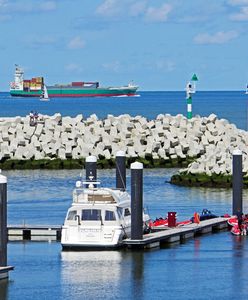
[1,91,248,299]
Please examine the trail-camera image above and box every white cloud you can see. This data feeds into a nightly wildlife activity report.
[0,0,57,14]
[129,1,147,17]
[228,0,248,5]
[102,61,121,72]
[145,3,172,22]
[67,36,85,50]
[95,1,173,22]
[0,0,9,19]
[194,30,239,44]
[96,0,121,17]
[230,6,248,20]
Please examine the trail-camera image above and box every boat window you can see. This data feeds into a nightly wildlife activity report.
[67,210,77,220]
[88,194,115,202]
[117,207,123,219]
[105,210,116,221]
[124,208,131,216]
[81,209,101,221]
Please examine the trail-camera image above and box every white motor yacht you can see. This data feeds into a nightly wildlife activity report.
[61,180,150,250]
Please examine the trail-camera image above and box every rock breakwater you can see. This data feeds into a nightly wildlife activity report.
[0,112,247,182]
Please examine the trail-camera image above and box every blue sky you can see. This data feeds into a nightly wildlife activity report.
[0,0,248,91]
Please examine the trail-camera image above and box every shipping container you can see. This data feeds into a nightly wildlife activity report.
[35,77,44,84]
[72,82,84,87]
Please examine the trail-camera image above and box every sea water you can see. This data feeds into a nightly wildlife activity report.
[1,91,248,299]
[0,91,247,130]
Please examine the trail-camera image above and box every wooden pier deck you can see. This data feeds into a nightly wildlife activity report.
[123,217,229,249]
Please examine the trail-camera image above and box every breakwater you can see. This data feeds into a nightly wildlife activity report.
[0,113,247,187]
[0,112,195,169]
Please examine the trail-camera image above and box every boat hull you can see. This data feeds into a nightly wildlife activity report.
[61,244,123,251]
[61,225,129,250]
[10,87,138,97]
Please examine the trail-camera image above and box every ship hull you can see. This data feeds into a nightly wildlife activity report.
[10,87,138,97]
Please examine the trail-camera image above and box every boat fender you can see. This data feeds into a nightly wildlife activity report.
[193,212,200,224]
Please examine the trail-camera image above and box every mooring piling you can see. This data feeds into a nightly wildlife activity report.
[85,155,97,187]
[0,172,13,280]
[232,149,243,216]
[116,151,126,190]
[131,162,143,240]
[0,173,7,269]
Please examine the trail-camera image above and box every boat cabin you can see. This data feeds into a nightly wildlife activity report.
[64,184,131,228]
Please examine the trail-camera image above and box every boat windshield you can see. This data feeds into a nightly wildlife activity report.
[81,209,101,221]
[67,210,77,220]
[73,189,116,203]
[117,207,123,219]
[88,194,115,202]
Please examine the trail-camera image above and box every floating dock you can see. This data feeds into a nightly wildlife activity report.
[0,266,14,280]
[8,225,62,241]
[123,217,228,249]
[7,217,228,246]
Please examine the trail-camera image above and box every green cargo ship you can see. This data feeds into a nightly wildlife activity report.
[10,66,138,98]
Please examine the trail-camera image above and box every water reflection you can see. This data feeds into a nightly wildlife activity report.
[231,235,247,297]
[61,250,145,299]
[0,279,9,300]
[194,239,201,258]
[61,250,122,281]
[130,251,144,299]
[232,235,246,258]
[61,251,124,299]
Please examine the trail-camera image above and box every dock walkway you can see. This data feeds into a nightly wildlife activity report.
[7,218,228,247]
[8,225,62,241]
[123,217,228,249]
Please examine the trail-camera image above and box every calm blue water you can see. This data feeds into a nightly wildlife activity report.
[1,91,248,299]
[0,91,247,129]
[2,169,248,300]
[7,168,242,225]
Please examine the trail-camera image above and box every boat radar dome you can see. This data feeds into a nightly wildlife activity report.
[76,181,82,188]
